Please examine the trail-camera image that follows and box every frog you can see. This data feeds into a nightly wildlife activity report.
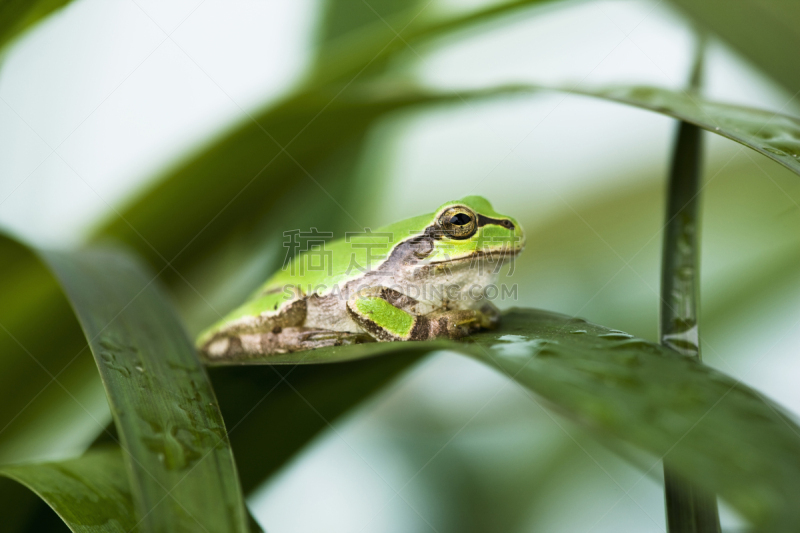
[196,196,525,360]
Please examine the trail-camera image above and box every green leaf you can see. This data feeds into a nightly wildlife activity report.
[215,308,800,531]
[410,83,800,176]
[668,0,800,96]
[0,448,136,532]
[0,236,109,465]
[578,85,800,174]
[405,83,800,177]
[37,245,249,532]
[0,0,74,52]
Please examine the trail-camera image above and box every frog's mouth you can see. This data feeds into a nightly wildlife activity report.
[428,247,523,266]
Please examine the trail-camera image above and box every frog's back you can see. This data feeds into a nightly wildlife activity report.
[256,213,433,297]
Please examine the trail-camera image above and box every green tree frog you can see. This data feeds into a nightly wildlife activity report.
[197,196,524,360]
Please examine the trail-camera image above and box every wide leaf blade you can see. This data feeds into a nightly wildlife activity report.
[214,308,800,531]
[39,246,249,533]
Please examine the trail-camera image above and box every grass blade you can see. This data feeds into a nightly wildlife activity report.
[0,448,135,532]
[661,117,721,533]
[39,247,249,532]
[225,308,800,531]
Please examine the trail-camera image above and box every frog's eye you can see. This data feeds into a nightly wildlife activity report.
[438,206,477,239]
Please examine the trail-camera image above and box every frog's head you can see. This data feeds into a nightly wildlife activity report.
[423,196,525,264]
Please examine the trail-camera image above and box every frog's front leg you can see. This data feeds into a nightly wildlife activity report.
[346,287,495,342]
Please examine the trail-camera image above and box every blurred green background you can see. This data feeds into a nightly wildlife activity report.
[2,0,800,531]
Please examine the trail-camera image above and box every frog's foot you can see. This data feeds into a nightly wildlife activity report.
[346,286,494,342]
[201,327,373,360]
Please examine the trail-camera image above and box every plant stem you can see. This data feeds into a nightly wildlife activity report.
[660,35,721,533]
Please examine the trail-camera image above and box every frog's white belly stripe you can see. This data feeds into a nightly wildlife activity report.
[304,293,361,332]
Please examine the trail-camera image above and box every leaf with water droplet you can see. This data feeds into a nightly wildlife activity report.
[225,308,800,531]
[37,248,250,532]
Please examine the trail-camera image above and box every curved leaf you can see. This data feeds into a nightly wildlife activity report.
[37,246,248,532]
[0,235,109,465]
[406,83,800,176]
[213,308,800,531]
[578,85,800,174]
[0,448,135,532]
[410,83,800,177]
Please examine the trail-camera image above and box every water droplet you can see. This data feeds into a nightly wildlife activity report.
[607,338,653,353]
[135,365,145,373]
[662,325,699,356]
[99,351,130,377]
[491,338,551,359]
[599,332,633,340]
[571,329,587,335]
[677,266,693,280]
[715,127,720,131]
[764,147,787,156]
[496,334,528,343]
